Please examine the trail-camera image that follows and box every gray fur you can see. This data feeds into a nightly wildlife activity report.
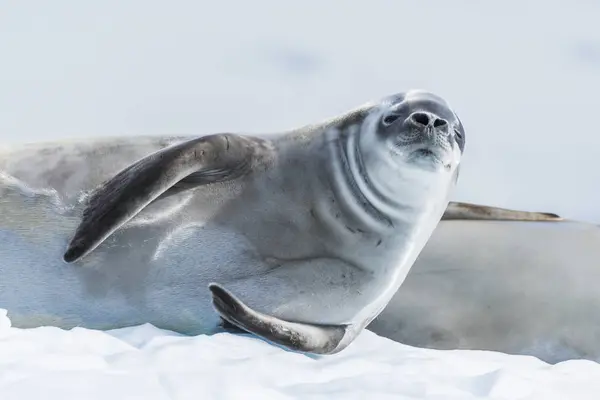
[442,201,562,221]
[63,134,268,262]
[209,283,351,354]
[0,90,464,354]
[369,213,600,364]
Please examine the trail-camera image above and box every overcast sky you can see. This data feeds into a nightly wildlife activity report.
[1,0,599,222]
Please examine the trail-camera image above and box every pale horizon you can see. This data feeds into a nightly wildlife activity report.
[1,0,599,224]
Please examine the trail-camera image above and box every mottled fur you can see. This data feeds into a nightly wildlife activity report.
[0,90,464,354]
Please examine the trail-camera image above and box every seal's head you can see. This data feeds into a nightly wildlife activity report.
[375,90,465,172]
[341,90,465,219]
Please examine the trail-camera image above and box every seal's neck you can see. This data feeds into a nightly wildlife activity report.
[326,124,450,235]
[330,124,395,230]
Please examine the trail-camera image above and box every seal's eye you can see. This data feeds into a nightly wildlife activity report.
[383,114,400,125]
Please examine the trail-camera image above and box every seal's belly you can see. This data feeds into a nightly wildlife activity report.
[0,201,273,334]
[0,165,387,333]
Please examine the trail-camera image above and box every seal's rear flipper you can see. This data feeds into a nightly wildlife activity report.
[208,283,353,355]
[443,201,562,221]
[219,317,245,333]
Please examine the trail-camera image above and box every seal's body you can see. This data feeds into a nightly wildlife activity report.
[0,90,465,354]
[369,210,600,364]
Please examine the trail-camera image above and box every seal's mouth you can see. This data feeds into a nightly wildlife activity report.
[411,148,443,163]
[414,148,436,158]
[408,146,452,170]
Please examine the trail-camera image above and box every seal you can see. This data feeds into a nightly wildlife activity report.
[0,89,465,355]
[369,203,600,364]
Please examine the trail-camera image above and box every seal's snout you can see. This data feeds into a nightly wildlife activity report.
[377,91,464,170]
[407,112,449,134]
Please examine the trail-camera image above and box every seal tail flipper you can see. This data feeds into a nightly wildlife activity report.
[442,201,562,221]
[208,283,354,355]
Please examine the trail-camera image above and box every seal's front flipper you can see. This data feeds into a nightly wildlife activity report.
[209,283,353,355]
[443,201,562,221]
[63,134,268,263]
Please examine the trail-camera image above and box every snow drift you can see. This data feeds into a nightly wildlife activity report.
[1,310,600,400]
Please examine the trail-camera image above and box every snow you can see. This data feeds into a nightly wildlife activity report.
[0,310,599,400]
[1,0,600,398]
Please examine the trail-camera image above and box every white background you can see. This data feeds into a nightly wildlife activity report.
[1,0,599,222]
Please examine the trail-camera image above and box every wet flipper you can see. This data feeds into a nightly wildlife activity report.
[443,201,562,221]
[63,134,268,263]
[208,283,353,355]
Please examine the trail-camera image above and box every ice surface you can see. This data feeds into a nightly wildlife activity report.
[0,310,599,399]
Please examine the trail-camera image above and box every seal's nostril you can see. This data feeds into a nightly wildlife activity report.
[433,118,447,128]
[411,112,430,127]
